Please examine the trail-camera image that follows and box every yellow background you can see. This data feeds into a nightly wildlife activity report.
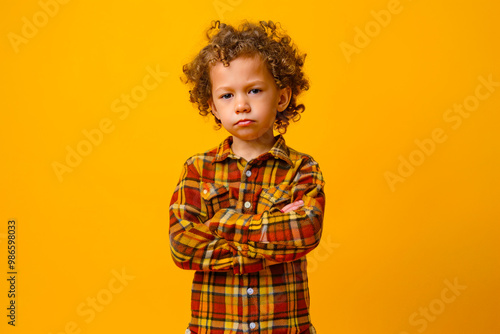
[1,0,499,333]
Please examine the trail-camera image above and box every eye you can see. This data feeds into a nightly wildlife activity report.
[220,93,233,99]
[249,88,261,94]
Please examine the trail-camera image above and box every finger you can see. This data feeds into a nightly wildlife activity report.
[281,200,304,213]
[281,200,299,212]
[288,200,304,210]
[281,202,299,213]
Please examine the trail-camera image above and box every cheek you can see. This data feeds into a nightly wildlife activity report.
[217,109,231,123]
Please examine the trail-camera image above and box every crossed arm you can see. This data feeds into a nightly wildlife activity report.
[169,158,325,274]
[203,199,305,246]
[203,199,305,228]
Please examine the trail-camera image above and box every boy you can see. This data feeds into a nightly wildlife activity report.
[169,20,325,334]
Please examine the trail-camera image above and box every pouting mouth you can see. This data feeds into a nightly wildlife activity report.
[235,119,255,125]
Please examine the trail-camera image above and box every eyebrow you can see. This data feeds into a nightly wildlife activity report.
[213,81,267,92]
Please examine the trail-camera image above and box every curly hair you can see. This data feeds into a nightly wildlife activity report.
[182,20,309,134]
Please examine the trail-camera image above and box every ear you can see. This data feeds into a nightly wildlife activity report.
[277,87,292,112]
[208,98,220,120]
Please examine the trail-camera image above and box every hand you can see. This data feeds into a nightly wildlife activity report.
[261,200,304,243]
[280,199,304,213]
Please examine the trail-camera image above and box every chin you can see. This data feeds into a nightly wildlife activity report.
[231,133,259,141]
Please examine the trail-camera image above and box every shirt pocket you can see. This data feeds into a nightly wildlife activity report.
[257,183,292,213]
[200,182,232,218]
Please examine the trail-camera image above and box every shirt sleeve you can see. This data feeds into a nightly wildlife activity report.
[208,157,325,263]
[169,159,271,274]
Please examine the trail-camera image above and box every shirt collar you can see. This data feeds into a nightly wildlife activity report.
[213,134,293,166]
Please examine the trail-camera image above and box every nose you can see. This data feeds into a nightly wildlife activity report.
[234,94,250,113]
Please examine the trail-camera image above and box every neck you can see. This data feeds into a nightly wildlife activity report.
[231,132,277,162]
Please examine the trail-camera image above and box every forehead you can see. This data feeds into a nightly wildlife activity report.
[209,55,274,86]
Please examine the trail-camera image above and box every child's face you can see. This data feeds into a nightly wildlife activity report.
[208,55,291,143]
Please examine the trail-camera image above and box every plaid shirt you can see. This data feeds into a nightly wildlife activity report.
[169,134,325,334]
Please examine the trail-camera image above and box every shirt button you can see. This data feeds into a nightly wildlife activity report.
[203,189,207,195]
[244,201,251,209]
[247,287,254,295]
[245,170,252,177]
[249,322,256,330]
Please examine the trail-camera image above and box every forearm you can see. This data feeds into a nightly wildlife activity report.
[169,218,233,271]
[170,205,272,274]
[208,193,324,262]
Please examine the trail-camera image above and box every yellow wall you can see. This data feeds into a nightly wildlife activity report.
[2,0,499,333]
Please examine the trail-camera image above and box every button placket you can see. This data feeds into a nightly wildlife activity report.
[240,166,254,213]
[246,276,258,331]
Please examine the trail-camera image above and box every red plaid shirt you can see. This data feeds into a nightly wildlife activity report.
[169,134,325,333]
